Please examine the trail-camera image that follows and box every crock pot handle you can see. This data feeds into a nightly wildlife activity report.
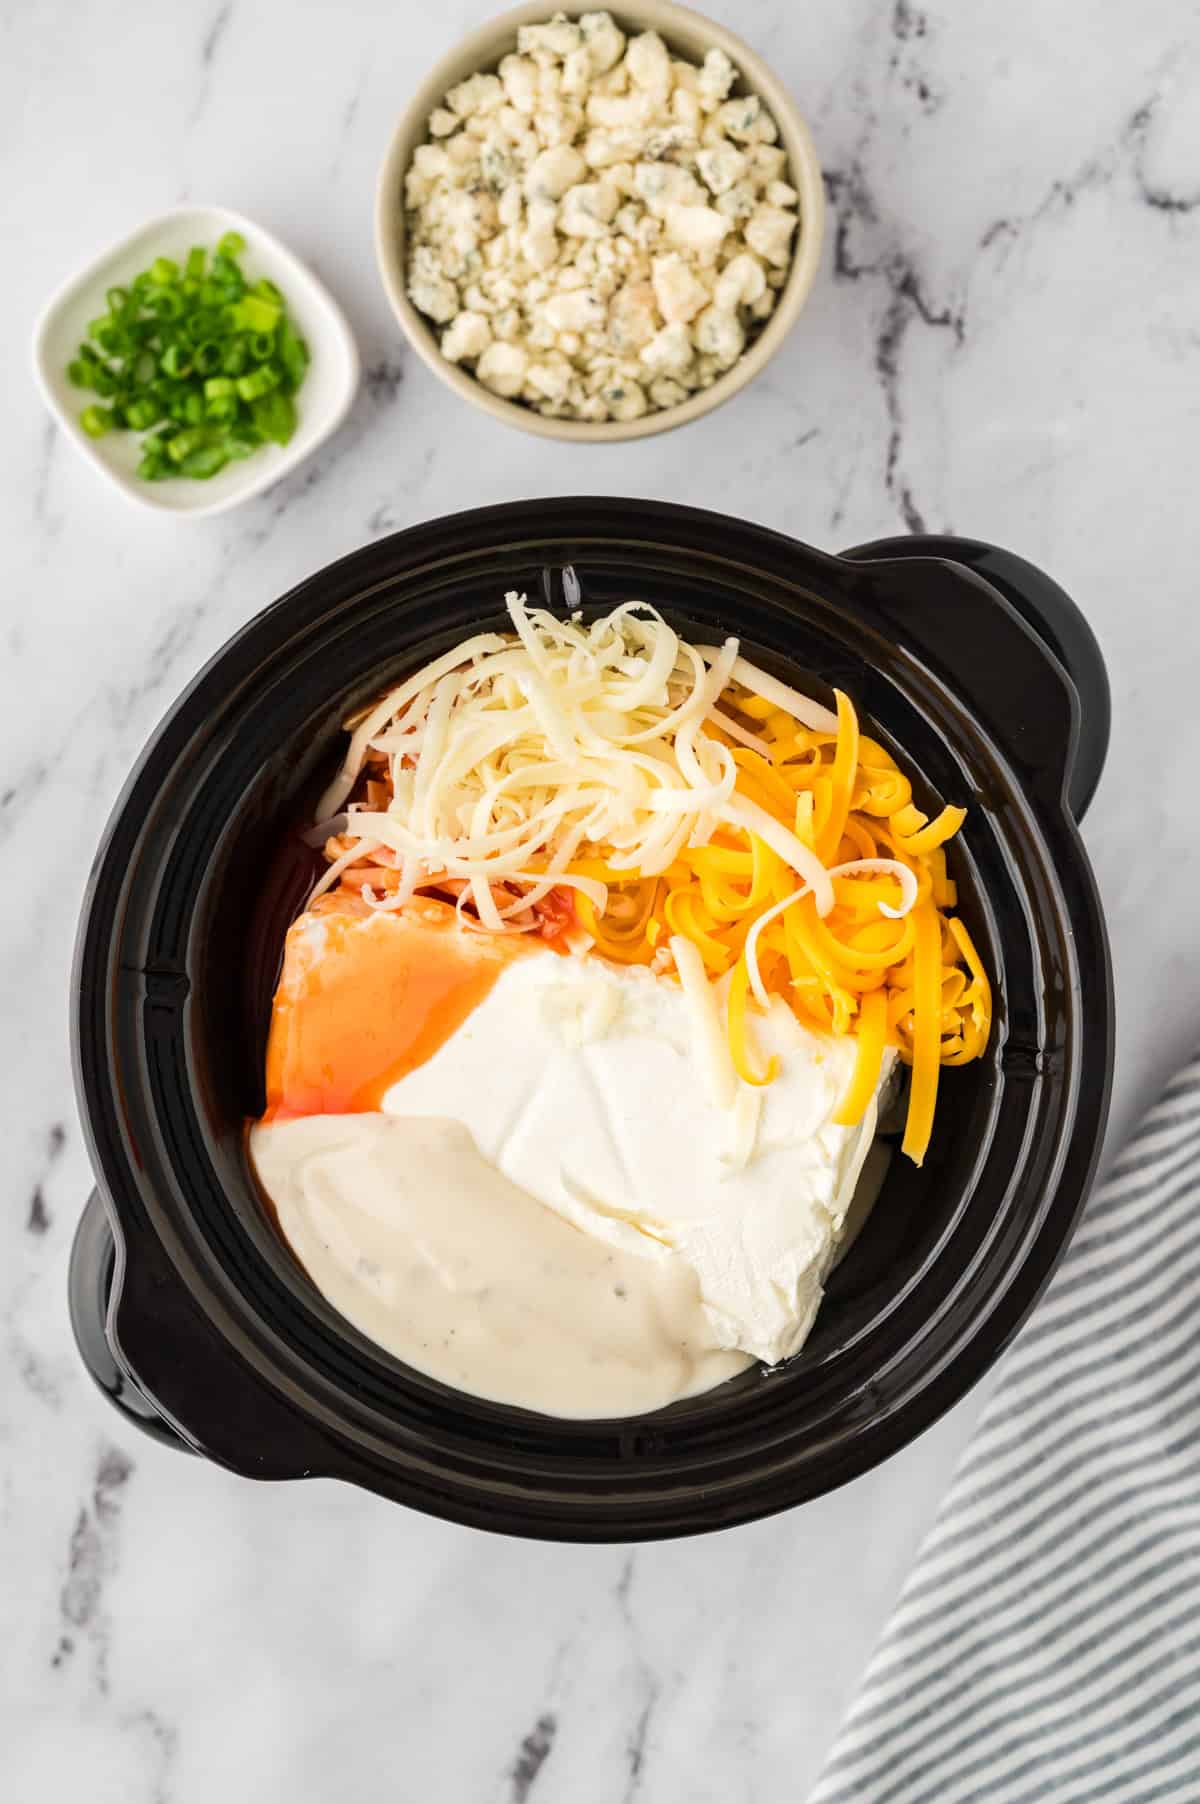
[839,535,1110,822]
[71,1190,345,1478]
[69,1192,194,1451]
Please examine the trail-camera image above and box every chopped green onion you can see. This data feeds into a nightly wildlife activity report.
[180,443,229,479]
[184,308,221,345]
[225,423,264,458]
[64,234,309,480]
[230,294,281,335]
[250,390,297,445]
[150,289,185,320]
[165,427,207,463]
[277,319,310,392]
[236,363,281,401]
[125,397,162,430]
[160,343,192,378]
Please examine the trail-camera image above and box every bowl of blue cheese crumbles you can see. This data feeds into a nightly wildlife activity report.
[376,2,824,440]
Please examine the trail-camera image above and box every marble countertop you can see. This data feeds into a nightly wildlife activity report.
[5,1,1200,1797]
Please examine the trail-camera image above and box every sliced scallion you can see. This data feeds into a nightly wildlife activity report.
[68,235,310,479]
[236,363,281,401]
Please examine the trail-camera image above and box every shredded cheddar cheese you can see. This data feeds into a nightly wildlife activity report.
[571,680,990,1166]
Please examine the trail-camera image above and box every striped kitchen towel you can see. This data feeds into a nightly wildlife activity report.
[810,1053,1200,1804]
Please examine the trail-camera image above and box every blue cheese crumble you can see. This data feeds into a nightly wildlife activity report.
[403,11,800,422]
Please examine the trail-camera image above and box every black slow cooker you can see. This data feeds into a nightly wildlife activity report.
[69,499,1114,1541]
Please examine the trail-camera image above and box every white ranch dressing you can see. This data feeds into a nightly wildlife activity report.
[251,952,894,1418]
[251,1112,748,1417]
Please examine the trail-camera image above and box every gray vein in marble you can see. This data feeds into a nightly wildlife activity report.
[508,1710,558,1803]
[201,0,232,64]
[0,758,50,847]
[364,442,439,532]
[32,419,60,536]
[888,0,943,117]
[93,1446,133,1523]
[54,1445,135,1693]
[26,1121,65,1236]
[189,1,233,124]
[105,602,212,727]
[341,84,362,140]
[889,0,927,53]
[830,443,860,535]
[122,1707,179,1804]
[613,1553,661,1802]
[1127,96,1200,216]
[874,268,963,534]
[978,148,1112,254]
[979,90,1200,261]
[814,0,969,535]
[9,1336,63,1408]
[330,59,370,175]
[622,1690,658,1803]
[364,355,405,405]
[824,161,963,534]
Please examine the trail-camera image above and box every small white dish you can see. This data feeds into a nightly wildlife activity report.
[32,204,360,518]
[376,1,824,444]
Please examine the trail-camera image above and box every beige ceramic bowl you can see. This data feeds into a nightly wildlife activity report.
[375,0,825,442]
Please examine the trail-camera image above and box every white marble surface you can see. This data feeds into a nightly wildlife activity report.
[5,1,1200,1798]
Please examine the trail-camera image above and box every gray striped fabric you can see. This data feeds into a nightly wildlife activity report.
[810,1054,1200,1804]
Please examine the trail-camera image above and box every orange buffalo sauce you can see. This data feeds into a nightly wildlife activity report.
[261,894,529,1123]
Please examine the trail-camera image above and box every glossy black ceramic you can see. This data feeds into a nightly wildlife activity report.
[69,500,1114,1540]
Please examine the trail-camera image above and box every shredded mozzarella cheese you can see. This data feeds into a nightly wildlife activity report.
[318,597,805,927]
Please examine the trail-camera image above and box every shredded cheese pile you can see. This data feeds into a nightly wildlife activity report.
[314,594,991,1164]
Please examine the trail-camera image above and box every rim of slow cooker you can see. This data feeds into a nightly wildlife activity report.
[74,501,1113,1537]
